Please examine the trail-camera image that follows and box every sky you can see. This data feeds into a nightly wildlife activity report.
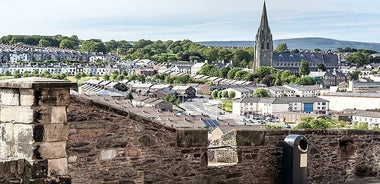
[2,0,380,43]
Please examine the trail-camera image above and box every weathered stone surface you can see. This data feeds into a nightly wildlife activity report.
[43,124,69,142]
[38,141,67,159]
[20,89,35,106]
[100,149,117,160]
[177,128,208,147]
[236,130,265,146]
[0,77,72,183]
[0,77,76,89]
[40,88,70,106]
[51,106,67,124]
[0,106,34,123]
[0,89,20,106]
[48,158,68,176]
[66,95,380,184]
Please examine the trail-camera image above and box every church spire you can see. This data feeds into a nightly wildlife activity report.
[254,1,273,71]
[259,1,270,31]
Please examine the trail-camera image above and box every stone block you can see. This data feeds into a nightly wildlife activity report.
[20,89,35,106]
[48,158,68,176]
[236,130,265,146]
[0,140,10,158]
[43,124,69,142]
[15,142,34,161]
[51,106,67,124]
[100,149,117,160]
[0,89,20,106]
[14,123,34,143]
[38,141,67,159]
[177,128,208,147]
[0,106,34,123]
[39,88,70,106]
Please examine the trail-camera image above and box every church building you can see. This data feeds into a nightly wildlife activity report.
[254,2,339,73]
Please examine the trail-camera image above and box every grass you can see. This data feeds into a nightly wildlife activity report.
[0,76,15,80]
[222,99,233,112]
[66,76,98,86]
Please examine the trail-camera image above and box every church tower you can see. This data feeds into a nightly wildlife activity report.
[254,1,273,71]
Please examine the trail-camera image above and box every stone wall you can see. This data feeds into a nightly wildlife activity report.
[0,77,75,183]
[1,78,379,183]
[67,96,380,184]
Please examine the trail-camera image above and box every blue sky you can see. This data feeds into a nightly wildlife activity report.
[2,0,380,42]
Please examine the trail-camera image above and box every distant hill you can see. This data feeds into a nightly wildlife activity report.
[198,38,380,52]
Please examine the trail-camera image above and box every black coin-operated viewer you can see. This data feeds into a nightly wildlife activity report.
[283,134,308,184]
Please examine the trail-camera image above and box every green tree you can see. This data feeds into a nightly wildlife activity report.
[198,64,218,76]
[59,39,77,49]
[13,70,22,78]
[124,92,134,101]
[228,91,236,99]
[164,94,178,104]
[22,71,29,78]
[81,39,106,53]
[41,70,51,78]
[295,77,315,85]
[274,42,289,53]
[32,69,39,77]
[227,68,241,79]
[4,70,11,76]
[38,39,51,47]
[345,51,370,66]
[222,91,229,98]
[103,74,110,81]
[349,71,361,80]
[253,88,269,97]
[295,116,331,129]
[211,90,219,99]
[232,49,251,67]
[255,66,275,79]
[75,72,82,80]
[353,122,368,130]
[299,60,310,76]
[218,67,231,78]
[217,91,223,98]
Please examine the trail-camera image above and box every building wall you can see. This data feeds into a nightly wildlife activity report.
[320,95,380,111]
[66,96,380,184]
[352,115,380,126]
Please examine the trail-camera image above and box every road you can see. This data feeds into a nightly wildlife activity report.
[179,97,244,124]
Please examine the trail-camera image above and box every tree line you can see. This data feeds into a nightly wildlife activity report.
[198,64,316,86]
[0,35,253,67]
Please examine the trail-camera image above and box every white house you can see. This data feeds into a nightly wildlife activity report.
[232,97,329,117]
[352,111,380,127]
[191,62,205,76]
[225,87,253,99]
[283,84,322,97]
[232,98,260,116]
[320,92,380,111]
[267,86,295,97]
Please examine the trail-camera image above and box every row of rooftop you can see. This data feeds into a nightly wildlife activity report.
[0,43,119,63]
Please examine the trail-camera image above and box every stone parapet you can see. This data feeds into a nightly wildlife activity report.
[0,77,76,183]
